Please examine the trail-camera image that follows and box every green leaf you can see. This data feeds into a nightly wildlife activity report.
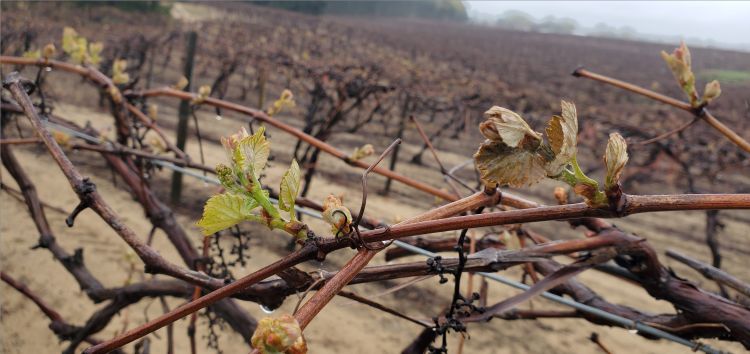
[235,126,270,180]
[196,193,258,235]
[474,140,547,187]
[480,106,542,148]
[544,100,578,176]
[278,159,301,215]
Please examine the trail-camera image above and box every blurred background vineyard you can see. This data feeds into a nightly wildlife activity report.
[1,1,749,353]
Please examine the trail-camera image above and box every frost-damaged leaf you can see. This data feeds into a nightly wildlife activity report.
[251,314,307,354]
[278,159,301,215]
[474,141,547,187]
[322,194,352,235]
[480,106,542,148]
[604,132,629,189]
[544,100,578,176]
[661,42,698,106]
[702,80,721,105]
[236,126,270,180]
[196,193,258,235]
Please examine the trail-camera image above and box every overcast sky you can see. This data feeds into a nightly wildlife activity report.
[466,1,750,50]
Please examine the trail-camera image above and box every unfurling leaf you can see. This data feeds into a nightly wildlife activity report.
[661,42,698,106]
[62,27,79,54]
[278,159,301,216]
[61,27,102,67]
[88,42,103,66]
[349,144,374,162]
[604,132,628,190]
[544,100,578,176]
[192,85,212,104]
[474,140,547,188]
[111,59,130,85]
[480,106,542,148]
[701,80,721,104]
[322,194,352,235]
[251,314,307,354]
[196,193,258,235]
[43,43,56,60]
[235,126,270,181]
[267,89,296,116]
[174,76,189,90]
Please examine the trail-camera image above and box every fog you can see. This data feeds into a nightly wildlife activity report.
[467,1,750,52]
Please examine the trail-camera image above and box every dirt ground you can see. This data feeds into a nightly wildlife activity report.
[2,3,749,354]
[1,99,747,354]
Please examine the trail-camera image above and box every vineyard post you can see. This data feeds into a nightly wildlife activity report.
[382,93,411,195]
[170,30,197,203]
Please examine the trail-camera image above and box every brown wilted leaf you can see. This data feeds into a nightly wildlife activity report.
[544,100,578,176]
[474,140,547,187]
[481,106,541,148]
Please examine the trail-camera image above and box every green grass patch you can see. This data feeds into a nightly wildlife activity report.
[698,69,750,84]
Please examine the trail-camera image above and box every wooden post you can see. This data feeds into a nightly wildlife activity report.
[382,93,411,195]
[170,31,197,204]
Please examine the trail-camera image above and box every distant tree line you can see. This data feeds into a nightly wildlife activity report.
[496,10,638,39]
[253,0,467,21]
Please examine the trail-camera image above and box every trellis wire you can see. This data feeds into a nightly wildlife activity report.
[40,121,724,354]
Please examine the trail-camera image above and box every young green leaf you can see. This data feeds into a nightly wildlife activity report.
[196,193,258,235]
[236,126,270,180]
[278,159,301,216]
[544,100,578,176]
[604,132,629,190]
[112,59,130,85]
[661,42,698,106]
[191,85,212,104]
[267,89,296,116]
[62,27,78,54]
[349,144,374,162]
[43,43,56,60]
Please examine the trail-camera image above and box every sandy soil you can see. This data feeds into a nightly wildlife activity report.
[1,99,747,354]
[1,3,749,353]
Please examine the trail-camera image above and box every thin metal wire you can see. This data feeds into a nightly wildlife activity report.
[41,121,725,353]
[391,240,723,354]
